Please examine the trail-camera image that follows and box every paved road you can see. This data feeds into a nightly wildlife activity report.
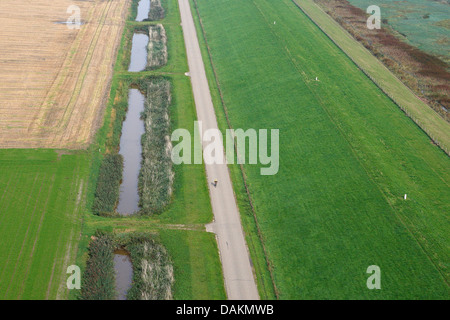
[178,0,260,300]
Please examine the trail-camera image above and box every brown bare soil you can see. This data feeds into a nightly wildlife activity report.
[0,0,130,148]
[313,0,450,122]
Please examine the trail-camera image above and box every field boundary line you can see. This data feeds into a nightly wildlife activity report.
[191,0,278,300]
[56,173,87,300]
[291,0,450,156]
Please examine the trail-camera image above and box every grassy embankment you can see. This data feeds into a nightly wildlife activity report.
[191,0,449,299]
[311,0,450,122]
[75,0,225,300]
[293,0,450,154]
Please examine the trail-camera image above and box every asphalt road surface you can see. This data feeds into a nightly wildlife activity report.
[178,0,260,300]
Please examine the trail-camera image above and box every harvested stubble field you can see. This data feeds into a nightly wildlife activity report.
[0,0,130,149]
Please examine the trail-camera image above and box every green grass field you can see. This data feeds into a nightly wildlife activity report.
[191,0,450,299]
[0,149,89,299]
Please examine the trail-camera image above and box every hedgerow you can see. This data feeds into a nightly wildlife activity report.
[92,154,123,216]
[147,24,168,70]
[148,0,166,21]
[138,78,174,215]
[123,233,174,300]
[80,231,116,300]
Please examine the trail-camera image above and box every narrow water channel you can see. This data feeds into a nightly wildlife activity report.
[128,33,149,72]
[116,88,146,215]
[136,0,151,22]
[114,249,133,300]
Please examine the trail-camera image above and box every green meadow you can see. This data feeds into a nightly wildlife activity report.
[191,0,449,299]
[0,149,89,299]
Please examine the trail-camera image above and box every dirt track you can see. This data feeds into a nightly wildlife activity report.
[0,0,130,148]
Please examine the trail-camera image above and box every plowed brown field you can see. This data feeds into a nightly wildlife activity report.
[0,0,130,148]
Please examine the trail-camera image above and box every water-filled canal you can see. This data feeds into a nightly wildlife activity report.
[114,249,133,300]
[116,88,145,215]
[136,0,151,22]
[128,33,149,72]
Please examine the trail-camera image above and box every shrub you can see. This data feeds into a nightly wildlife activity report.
[92,154,123,215]
[80,231,116,300]
[138,78,174,215]
[147,24,168,70]
[148,0,165,21]
[124,233,174,300]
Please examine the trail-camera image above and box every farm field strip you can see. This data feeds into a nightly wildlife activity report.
[0,150,89,299]
[0,0,130,149]
[1,174,53,298]
[191,0,450,299]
